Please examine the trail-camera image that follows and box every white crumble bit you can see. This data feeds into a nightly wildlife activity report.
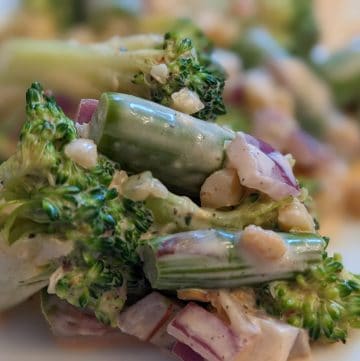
[285,153,296,168]
[109,170,128,194]
[47,266,65,294]
[241,225,287,260]
[150,63,169,84]
[75,122,90,138]
[64,139,98,169]
[171,87,204,115]
[122,171,169,201]
[278,198,315,233]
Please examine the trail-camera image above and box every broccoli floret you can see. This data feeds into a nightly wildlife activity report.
[0,83,153,325]
[257,253,360,343]
[133,29,226,121]
[0,28,226,121]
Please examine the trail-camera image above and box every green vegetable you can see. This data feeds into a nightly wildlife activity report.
[145,189,286,232]
[315,44,360,112]
[139,229,325,290]
[243,0,318,58]
[0,28,226,121]
[0,83,153,325]
[232,27,287,69]
[215,107,251,132]
[90,93,233,196]
[257,253,360,343]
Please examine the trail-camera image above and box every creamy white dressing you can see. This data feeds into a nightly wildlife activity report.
[75,122,90,138]
[47,266,65,294]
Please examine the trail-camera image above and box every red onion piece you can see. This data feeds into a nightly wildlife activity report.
[168,303,247,361]
[172,342,205,361]
[252,108,297,152]
[42,295,112,337]
[287,130,335,170]
[118,292,180,348]
[226,131,300,200]
[55,95,79,119]
[76,99,99,124]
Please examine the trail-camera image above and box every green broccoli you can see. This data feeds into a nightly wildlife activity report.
[0,83,153,325]
[0,28,226,121]
[257,252,360,343]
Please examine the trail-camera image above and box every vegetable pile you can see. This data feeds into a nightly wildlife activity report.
[0,12,359,361]
[0,81,359,361]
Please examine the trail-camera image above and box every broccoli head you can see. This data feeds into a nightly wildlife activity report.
[257,252,360,343]
[0,83,153,325]
[133,27,226,121]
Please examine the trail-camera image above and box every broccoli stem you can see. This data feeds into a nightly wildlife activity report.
[145,192,285,232]
[0,32,226,121]
[90,93,234,196]
[0,39,163,99]
[139,229,325,290]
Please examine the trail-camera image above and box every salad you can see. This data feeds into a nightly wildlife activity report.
[0,77,359,360]
[0,4,359,361]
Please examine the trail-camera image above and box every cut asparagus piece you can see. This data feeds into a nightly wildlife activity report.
[90,93,234,196]
[139,229,325,290]
[314,43,360,110]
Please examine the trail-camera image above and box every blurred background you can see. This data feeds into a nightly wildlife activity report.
[0,0,359,236]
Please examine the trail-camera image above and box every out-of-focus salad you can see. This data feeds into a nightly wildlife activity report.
[0,3,360,361]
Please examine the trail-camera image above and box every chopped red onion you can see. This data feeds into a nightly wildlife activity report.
[287,130,335,170]
[118,292,180,348]
[42,295,112,337]
[252,108,297,152]
[226,131,300,200]
[168,303,248,361]
[76,99,99,124]
[172,342,205,361]
[55,95,79,119]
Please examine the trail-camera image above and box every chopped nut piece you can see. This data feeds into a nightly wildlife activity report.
[241,225,287,260]
[278,198,315,233]
[200,168,243,208]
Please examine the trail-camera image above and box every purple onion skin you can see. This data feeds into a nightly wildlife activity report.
[172,342,205,361]
[76,99,99,124]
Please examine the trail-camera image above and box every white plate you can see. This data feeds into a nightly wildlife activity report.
[0,223,359,361]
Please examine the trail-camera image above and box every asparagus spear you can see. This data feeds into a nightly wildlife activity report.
[139,229,325,290]
[90,93,234,196]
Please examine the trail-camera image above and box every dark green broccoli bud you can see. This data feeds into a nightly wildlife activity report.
[288,0,318,58]
[167,18,214,65]
[0,83,153,326]
[133,31,226,121]
[257,253,360,343]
